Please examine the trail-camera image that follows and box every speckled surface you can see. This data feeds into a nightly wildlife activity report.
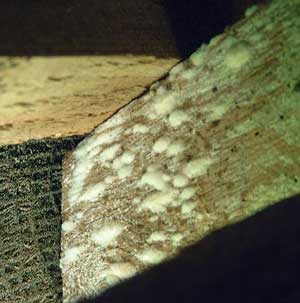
[61,1,300,301]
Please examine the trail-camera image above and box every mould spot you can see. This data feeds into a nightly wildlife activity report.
[224,41,252,69]
[61,246,84,265]
[91,223,123,247]
[135,248,167,265]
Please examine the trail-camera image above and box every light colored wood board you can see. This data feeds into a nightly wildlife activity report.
[0,55,178,145]
[61,0,300,302]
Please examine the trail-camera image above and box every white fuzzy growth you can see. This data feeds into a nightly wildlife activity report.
[171,233,184,244]
[79,182,106,202]
[245,4,258,17]
[99,143,121,162]
[224,42,251,69]
[132,197,141,204]
[152,136,171,153]
[183,157,213,178]
[112,157,123,170]
[119,151,135,164]
[189,44,207,66]
[166,140,186,157]
[135,248,167,265]
[168,110,189,127]
[181,202,197,214]
[113,151,135,171]
[132,124,149,134]
[94,115,124,133]
[202,101,232,121]
[109,262,137,280]
[147,164,161,172]
[181,69,198,80]
[172,174,189,188]
[147,231,167,243]
[75,212,84,220]
[139,189,178,213]
[117,165,133,179]
[156,85,167,96]
[75,127,122,159]
[104,175,117,184]
[91,223,123,247]
[61,220,75,232]
[169,62,184,75]
[139,171,169,191]
[105,275,121,286]
[68,159,95,205]
[180,187,196,200]
[153,93,179,116]
[62,246,84,265]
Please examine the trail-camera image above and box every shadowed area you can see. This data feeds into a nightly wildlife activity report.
[0,136,84,303]
[79,194,300,303]
[0,0,266,58]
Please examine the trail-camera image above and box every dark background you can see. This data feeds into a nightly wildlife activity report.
[0,0,268,58]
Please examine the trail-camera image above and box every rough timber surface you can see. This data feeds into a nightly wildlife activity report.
[61,0,300,301]
[0,136,83,303]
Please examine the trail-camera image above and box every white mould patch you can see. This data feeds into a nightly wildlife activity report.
[61,246,84,265]
[68,160,95,206]
[245,4,258,17]
[117,164,133,179]
[132,124,149,134]
[76,127,122,159]
[61,220,76,233]
[113,151,135,173]
[109,262,137,280]
[181,202,197,214]
[189,44,207,66]
[153,93,180,116]
[179,187,196,200]
[91,223,123,247]
[75,212,84,220]
[181,69,198,80]
[224,41,252,69]
[99,143,121,163]
[152,136,171,153]
[166,140,186,157]
[168,110,189,127]
[183,157,213,178]
[202,102,232,122]
[79,182,106,202]
[147,231,168,243]
[104,175,117,184]
[139,189,179,213]
[94,114,124,134]
[171,233,184,245]
[139,170,169,191]
[119,151,135,164]
[135,248,167,265]
[172,174,189,188]
[169,62,185,76]
[105,275,120,287]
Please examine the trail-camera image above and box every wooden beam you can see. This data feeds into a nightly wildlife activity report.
[61,0,300,301]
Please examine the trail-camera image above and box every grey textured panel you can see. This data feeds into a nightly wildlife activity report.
[0,136,84,303]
